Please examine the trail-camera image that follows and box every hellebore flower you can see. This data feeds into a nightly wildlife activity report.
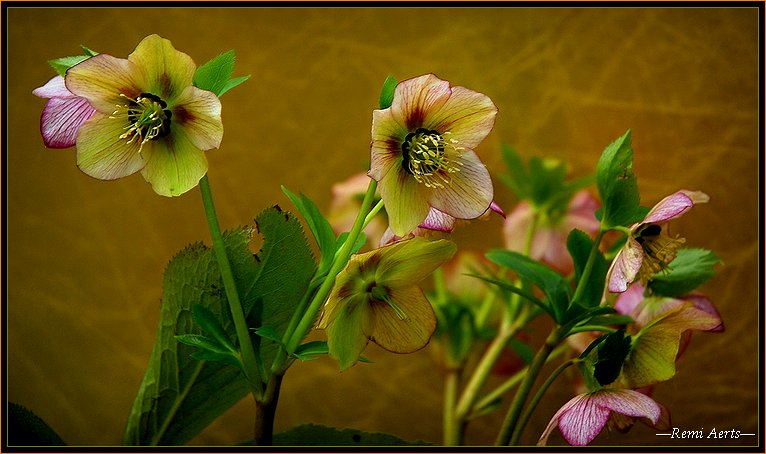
[607,190,709,293]
[370,74,498,236]
[64,34,224,196]
[537,389,661,446]
[318,236,457,370]
[33,75,96,148]
[504,190,600,275]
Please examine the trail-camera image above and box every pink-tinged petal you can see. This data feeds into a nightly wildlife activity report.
[556,394,612,446]
[171,86,223,151]
[65,54,144,112]
[642,190,708,225]
[139,131,208,197]
[75,114,149,179]
[426,149,493,219]
[419,208,456,232]
[614,283,646,315]
[489,200,506,218]
[390,74,451,131]
[39,96,96,148]
[370,108,407,181]
[366,285,436,354]
[379,166,430,237]
[127,34,195,102]
[607,237,644,293]
[683,293,724,332]
[33,76,73,99]
[425,85,498,149]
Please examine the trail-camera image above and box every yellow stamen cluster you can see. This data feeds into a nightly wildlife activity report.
[402,129,463,189]
[635,225,685,284]
[110,93,171,152]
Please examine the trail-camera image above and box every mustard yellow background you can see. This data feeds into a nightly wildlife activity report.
[6,6,760,447]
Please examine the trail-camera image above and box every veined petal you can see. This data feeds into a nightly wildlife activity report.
[379,165,430,237]
[426,149,493,219]
[425,85,498,150]
[75,114,149,179]
[419,208,456,232]
[370,108,407,181]
[66,54,144,112]
[642,190,708,225]
[366,285,436,354]
[390,74,451,131]
[128,34,195,102]
[607,237,644,293]
[139,131,208,197]
[33,76,73,99]
[171,86,223,151]
[376,237,457,286]
[323,296,371,371]
[39,96,96,148]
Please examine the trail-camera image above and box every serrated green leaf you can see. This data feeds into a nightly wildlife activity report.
[378,75,397,109]
[596,130,643,228]
[193,50,249,97]
[8,403,66,446]
[219,75,251,97]
[48,55,90,77]
[273,424,429,446]
[281,186,336,275]
[80,45,98,57]
[567,229,608,308]
[191,304,235,351]
[648,248,721,297]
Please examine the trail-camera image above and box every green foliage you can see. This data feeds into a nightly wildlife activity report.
[8,403,66,446]
[282,186,336,277]
[48,55,90,77]
[193,50,250,97]
[378,75,397,109]
[593,329,632,386]
[648,248,721,297]
[595,130,643,228]
[567,229,607,308]
[272,424,429,446]
[433,303,476,365]
[293,341,329,361]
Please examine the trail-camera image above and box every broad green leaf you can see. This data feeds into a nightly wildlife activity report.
[378,75,397,109]
[567,229,608,308]
[8,402,66,446]
[273,424,429,446]
[123,229,255,446]
[281,186,336,275]
[648,248,721,297]
[485,249,569,322]
[193,50,249,97]
[595,130,643,228]
[48,55,90,77]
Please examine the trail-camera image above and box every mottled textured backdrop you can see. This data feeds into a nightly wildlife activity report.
[7,6,760,447]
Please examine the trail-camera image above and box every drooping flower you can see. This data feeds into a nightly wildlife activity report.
[63,34,224,196]
[504,190,600,275]
[607,190,709,293]
[33,75,97,148]
[537,389,661,446]
[318,236,456,370]
[370,74,498,236]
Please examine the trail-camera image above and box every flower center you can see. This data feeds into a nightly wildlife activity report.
[366,282,407,320]
[111,93,172,151]
[634,223,685,283]
[401,128,463,189]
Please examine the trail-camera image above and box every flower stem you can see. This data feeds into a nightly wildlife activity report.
[571,230,605,304]
[495,326,564,446]
[443,366,463,446]
[198,175,263,397]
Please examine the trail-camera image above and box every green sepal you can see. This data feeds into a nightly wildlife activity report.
[293,341,329,361]
[567,229,608,308]
[193,49,250,97]
[648,248,721,297]
[281,185,336,276]
[378,75,397,109]
[191,304,235,352]
[595,130,643,228]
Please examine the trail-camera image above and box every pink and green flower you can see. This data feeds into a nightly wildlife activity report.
[370,74,498,236]
[33,75,96,148]
[607,190,709,292]
[63,34,224,196]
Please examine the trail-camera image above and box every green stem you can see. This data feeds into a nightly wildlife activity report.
[571,230,605,304]
[443,367,463,446]
[362,199,384,230]
[280,179,378,362]
[510,357,578,445]
[199,175,263,398]
[253,373,283,445]
[495,327,564,446]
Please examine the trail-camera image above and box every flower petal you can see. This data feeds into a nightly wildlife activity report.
[379,165,430,237]
[425,149,493,219]
[366,285,436,354]
[39,96,96,148]
[127,34,195,102]
[65,54,144,112]
[75,114,149,179]
[376,237,457,286]
[33,75,73,99]
[390,74,451,131]
[425,85,498,150]
[642,190,708,225]
[322,296,371,371]
[139,131,208,197]
[607,237,644,293]
[171,86,223,151]
[419,208,456,232]
[557,394,612,446]
[370,108,407,181]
